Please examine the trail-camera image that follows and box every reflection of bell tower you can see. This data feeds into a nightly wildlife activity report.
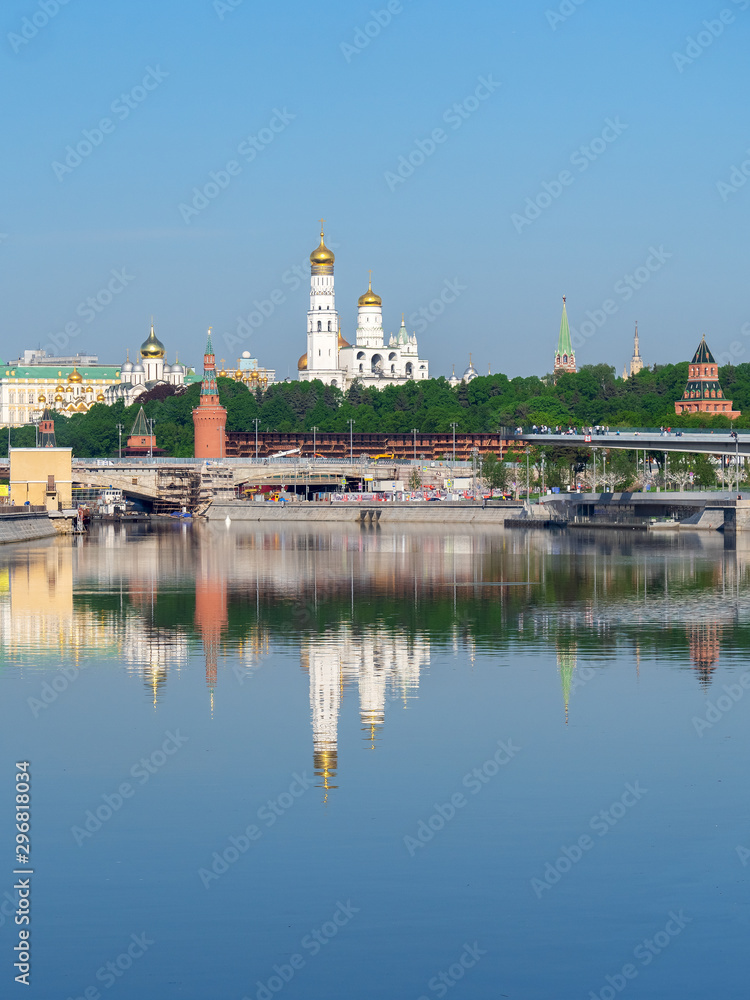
[688,623,721,690]
[195,572,228,706]
[557,641,577,724]
[305,645,340,796]
[359,650,386,749]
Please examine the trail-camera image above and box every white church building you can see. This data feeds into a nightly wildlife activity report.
[298,227,429,388]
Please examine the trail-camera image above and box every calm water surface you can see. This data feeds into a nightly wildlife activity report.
[1,522,748,999]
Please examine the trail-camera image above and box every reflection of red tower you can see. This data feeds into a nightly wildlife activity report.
[193,330,227,459]
[688,622,721,690]
[195,574,228,690]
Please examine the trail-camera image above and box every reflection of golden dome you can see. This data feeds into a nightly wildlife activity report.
[67,367,83,384]
[140,323,165,359]
[298,352,308,370]
[358,278,382,308]
[338,330,351,350]
[310,227,334,268]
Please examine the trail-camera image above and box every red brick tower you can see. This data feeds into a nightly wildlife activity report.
[674,336,741,419]
[193,330,227,459]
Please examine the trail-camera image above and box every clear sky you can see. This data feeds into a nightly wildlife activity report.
[2,0,749,379]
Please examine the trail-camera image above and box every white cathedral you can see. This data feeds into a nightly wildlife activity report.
[298,226,429,388]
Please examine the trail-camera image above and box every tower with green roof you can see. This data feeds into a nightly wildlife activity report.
[553,296,577,377]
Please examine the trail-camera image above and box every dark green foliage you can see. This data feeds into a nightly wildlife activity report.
[9,362,750,457]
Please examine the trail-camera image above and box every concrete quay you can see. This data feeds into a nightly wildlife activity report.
[207,500,523,525]
[0,510,69,546]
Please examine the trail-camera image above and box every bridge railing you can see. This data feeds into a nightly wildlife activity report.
[506,425,750,438]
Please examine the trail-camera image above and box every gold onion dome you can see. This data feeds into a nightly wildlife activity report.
[358,278,381,308]
[140,323,165,359]
[67,367,83,383]
[310,227,335,267]
[298,352,308,370]
[338,330,351,349]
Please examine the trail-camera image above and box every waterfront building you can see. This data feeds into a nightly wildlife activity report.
[193,331,227,459]
[622,322,645,380]
[553,297,576,377]
[297,225,429,388]
[674,336,741,418]
[9,446,72,509]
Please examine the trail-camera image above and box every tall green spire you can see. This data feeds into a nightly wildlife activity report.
[557,296,573,357]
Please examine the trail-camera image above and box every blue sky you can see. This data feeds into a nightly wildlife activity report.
[2,0,749,379]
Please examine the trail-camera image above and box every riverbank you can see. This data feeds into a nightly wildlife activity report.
[206,500,523,525]
[0,510,73,545]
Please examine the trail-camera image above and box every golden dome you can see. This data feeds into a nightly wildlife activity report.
[38,394,46,403]
[338,330,351,349]
[140,323,165,359]
[54,394,63,402]
[310,226,334,268]
[358,277,382,308]
[298,352,308,370]
[67,367,83,384]
[56,384,65,392]
[96,393,105,402]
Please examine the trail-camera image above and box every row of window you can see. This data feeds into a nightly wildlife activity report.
[689,366,717,377]
[683,389,723,398]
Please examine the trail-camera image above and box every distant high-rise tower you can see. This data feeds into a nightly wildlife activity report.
[623,322,644,380]
[553,297,576,376]
[193,331,227,459]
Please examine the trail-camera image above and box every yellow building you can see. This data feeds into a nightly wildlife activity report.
[9,448,73,510]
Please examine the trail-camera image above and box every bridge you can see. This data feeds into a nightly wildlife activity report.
[507,429,750,457]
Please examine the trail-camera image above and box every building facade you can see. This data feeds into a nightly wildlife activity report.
[1,358,121,427]
[674,336,741,418]
[106,323,195,406]
[298,226,429,388]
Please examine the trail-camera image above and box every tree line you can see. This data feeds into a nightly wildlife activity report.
[3,361,750,458]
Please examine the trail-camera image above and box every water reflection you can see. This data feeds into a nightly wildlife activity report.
[1,523,749,787]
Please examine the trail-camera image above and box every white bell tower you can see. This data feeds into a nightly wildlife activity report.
[299,222,343,386]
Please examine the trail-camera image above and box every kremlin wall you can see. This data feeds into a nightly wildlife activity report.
[1,227,742,461]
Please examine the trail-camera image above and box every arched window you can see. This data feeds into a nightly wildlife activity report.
[563,354,567,364]
[328,321,331,331]
[317,321,322,332]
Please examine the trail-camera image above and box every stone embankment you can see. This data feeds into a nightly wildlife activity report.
[0,510,66,545]
[206,500,523,525]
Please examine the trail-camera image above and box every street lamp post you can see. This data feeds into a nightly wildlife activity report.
[412,428,418,462]
[253,418,260,461]
[312,425,318,461]
[525,447,530,499]
[117,423,123,461]
[148,419,155,460]
[348,419,355,464]
[603,451,607,491]
[450,422,457,464]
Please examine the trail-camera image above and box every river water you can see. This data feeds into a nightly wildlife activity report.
[0,522,748,999]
